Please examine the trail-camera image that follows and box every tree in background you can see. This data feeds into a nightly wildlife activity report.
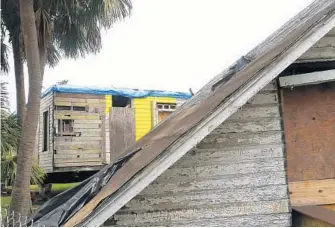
[0,82,46,188]
[1,0,132,126]
[3,0,132,220]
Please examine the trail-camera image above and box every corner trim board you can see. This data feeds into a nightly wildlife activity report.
[279,69,335,87]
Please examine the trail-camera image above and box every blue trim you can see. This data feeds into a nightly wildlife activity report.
[41,85,192,99]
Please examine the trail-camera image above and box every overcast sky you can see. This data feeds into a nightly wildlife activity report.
[1,0,314,111]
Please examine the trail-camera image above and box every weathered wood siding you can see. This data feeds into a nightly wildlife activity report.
[38,92,54,173]
[297,28,335,62]
[109,108,135,163]
[53,93,105,169]
[111,80,290,227]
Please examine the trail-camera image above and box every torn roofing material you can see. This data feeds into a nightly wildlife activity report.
[41,84,192,99]
[29,0,335,226]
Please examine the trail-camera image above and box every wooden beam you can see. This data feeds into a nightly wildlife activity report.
[292,205,335,226]
[289,179,335,206]
[279,69,335,87]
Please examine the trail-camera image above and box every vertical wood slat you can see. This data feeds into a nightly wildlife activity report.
[110,107,136,163]
[101,111,106,163]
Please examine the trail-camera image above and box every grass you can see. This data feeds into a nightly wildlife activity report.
[1,183,79,216]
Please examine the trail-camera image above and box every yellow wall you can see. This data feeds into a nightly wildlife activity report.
[105,95,112,113]
[133,97,176,141]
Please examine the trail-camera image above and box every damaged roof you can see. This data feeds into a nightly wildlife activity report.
[30,0,335,226]
[41,84,192,99]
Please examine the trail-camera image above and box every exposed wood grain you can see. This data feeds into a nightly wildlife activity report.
[110,213,291,227]
[114,200,289,224]
[289,179,335,206]
[109,108,135,163]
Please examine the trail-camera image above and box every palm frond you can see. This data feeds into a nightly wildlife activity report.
[1,22,10,73]
[1,81,10,111]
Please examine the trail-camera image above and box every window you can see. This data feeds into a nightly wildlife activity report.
[57,119,74,136]
[156,103,177,112]
[156,103,177,124]
[55,105,71,111]
[55,105,86,111]
[43,111,49,151]
[73,106,86,111]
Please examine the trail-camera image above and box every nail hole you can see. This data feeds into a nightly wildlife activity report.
[318,189,323,193]
[312,117,316,120]
[77,155,80,158]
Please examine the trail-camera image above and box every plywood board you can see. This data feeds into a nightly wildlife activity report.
[289,179,335,206]
[109,108,136,163]
[281,84,335,181]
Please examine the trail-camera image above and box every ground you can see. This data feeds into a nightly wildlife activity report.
[1,183,78,217]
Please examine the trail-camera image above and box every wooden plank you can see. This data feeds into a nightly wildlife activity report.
[54,158,102,164]
[289,179,335,206]
[86,99,101,104]
[121,185,288,212]
[292,205,335,226]
[72,102,88,107]
[55,101,72,106]
[55,93,103,99]
[56,114,100,120]
[54,136,102,142]
[54,154,101,159]
[279,69,335,87]
[54,161,103,167]
[110,108,135,163]
[78,131,102,137]
[111,214,291,227]
[101,111,106,163]
[54,142,101,150]
[74,123,100,129]
[55,97,87,103]
[74,120,102,124]
[55,149,101,155]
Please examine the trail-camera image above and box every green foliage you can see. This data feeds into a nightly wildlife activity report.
[0,82,46,186]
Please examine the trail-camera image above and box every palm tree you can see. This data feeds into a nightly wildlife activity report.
[6,0,132,220]
[9,0,43,220]
[0,82,46,200]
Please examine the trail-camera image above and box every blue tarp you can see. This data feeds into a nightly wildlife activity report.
[41,85,192,99]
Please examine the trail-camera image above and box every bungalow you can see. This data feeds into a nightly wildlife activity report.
[38,85,191,173]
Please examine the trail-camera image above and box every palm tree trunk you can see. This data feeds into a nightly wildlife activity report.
[12,40,26,127]
[10,0,42,221]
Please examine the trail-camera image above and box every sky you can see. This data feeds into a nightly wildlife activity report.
[1,0,314,111]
